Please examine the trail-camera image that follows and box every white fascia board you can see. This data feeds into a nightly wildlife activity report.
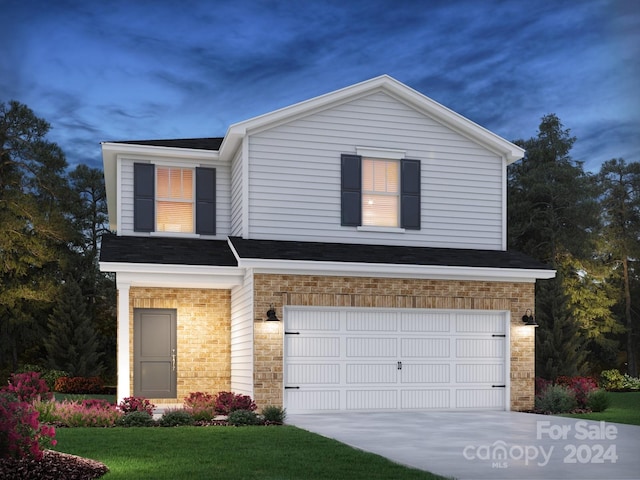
[99,262,244,288]
[239,258,556,282]
[101,142,220,161]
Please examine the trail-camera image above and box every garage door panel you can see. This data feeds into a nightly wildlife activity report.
[287,364,340,384]
[346,390,397,409]
[456,389,505,409]
[456,338,504,358]
[401,389,450,409]
[287,309,341,331]
[288,390,341,411]
[346,337,396,357]
[401,364,450,383]
[401,338,450,357]
[286,336,340,357]
[346,364,397,384]
[346,311,397,331]
[456,313,505,333]
[400,312,451,332]
[456,363,504,383]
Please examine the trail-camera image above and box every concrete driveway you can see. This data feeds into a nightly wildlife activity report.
[287,411,640,480]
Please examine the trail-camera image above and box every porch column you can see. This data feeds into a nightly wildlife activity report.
[116,281,131,404]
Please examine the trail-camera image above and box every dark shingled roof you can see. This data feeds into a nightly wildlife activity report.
[99,234,237,266]
[228,237,552,270]
[100,234,551,271]
[110,138,224,151]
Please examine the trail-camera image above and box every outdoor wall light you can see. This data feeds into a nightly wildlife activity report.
[522,309,538,326]
[266,305,280,322]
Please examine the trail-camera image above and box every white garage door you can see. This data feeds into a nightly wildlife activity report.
[283,307,509,413]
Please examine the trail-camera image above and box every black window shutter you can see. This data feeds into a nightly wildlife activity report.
[196,167,216,235]
[401,159,421,230]
[341,154,361,226]
[134,163,155,232]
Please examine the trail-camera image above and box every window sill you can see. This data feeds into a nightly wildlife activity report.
[150,232,200,238]
[356,226,406,233]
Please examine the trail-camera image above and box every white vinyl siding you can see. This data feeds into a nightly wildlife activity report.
[230,148,243,237]
[230,269,254,396]
[119,156,232,237]
[246,92,504,249]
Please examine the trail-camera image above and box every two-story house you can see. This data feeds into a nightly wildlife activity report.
[99,75,554,414]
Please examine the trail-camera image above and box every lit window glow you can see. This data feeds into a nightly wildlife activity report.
[156,167,194,232]
[362,158,399,227]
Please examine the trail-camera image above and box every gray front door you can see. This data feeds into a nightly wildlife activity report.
[134,309,177,398]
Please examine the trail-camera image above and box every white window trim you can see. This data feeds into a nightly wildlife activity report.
[155,166,196,233]
[356,226,406,233]
[356,146,406,160]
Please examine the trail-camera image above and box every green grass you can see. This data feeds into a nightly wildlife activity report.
[54,427,447,480]
[53,393,117,404]
[562,392,640,426]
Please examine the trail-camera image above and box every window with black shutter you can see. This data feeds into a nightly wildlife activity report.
[340,154,420,230]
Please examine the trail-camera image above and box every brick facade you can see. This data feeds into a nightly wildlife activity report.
[252,274,536,411]
[128,287,231,405]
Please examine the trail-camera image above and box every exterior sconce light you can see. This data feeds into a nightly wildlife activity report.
[522,309,538,326]
[266,305,279,322]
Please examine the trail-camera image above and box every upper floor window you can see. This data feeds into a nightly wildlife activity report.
[341,152,421,230]
[156,167,194,232]
[362,158,399,227]
[134,163,216,235]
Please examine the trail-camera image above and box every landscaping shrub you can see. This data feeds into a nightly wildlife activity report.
[0,392,56,460]
[5,372,53,403]
[600,369,640,391]
[47,400,122,427]
[555,375,598,408]
[118,411,156,427]
[118,396,155,415]
[158,409,194,427]
[214,391,257,415]
[54,376,104,394]
[17,365,70,391]
[261,405,286,425]
[587,390,610,412]
[622,374,640,391]
[228,409,260,426]
[535,377,552,396]
[184,391,216,421]
[535,384,577,413]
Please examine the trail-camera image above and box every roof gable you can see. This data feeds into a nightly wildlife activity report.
[220,75,524,164]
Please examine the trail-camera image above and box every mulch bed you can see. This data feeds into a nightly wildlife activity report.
[0,450,108,480]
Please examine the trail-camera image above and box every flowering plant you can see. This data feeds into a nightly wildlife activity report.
[5,372,52,403]
[0,392,56,460]
[555,376,598,408]
[184,392,216,421]
[118,396,155,415]
[214,391,257,415]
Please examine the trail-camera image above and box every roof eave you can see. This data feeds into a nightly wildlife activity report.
[237,258,556,282]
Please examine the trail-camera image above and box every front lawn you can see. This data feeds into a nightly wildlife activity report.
[563,392,640,426]
[54,426,447,480]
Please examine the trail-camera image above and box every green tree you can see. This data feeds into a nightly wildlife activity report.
[68,164,116,378]
[0,101,73,372]
[508,114,600,378]
[44,277,104,377]
[597,158,640,376]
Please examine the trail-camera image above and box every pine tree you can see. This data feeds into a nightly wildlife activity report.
[508,114,600,379]
[44,278,104,377]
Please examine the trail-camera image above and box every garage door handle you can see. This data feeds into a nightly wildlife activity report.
[285,331,300,335]
[492,384,506,388]
[285,386,300,389]
[397,361,402,370]
[492,334,506,337]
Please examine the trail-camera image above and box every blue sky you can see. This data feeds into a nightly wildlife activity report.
[2,0,638,172]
